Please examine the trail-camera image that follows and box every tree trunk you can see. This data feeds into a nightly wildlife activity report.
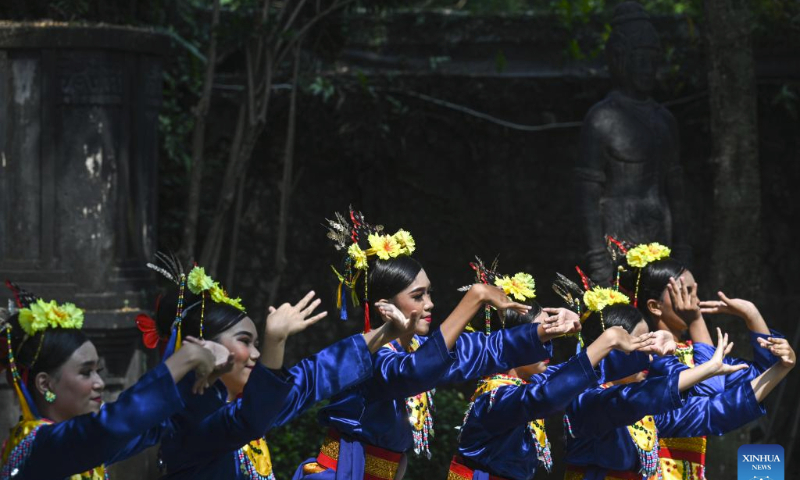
[705,0,761,298]
[267,44,301,307]
[180,0,221,263]
[703,0,761,476]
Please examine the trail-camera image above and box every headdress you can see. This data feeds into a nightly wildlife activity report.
[326,207,416,333]
[146,252,245,356]
[458,256,536,335]
[606,236,671,307]
[1,281,85,421]
[552,265,630,344]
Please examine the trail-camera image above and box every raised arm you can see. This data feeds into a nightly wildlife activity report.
[21,360,192,478]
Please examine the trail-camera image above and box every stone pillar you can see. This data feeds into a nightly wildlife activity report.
[0,23,167,478]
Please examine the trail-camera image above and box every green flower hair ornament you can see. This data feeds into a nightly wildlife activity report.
[18,299,85,336]
[187,266,246,312]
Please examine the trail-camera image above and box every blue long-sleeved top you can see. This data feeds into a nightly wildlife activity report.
[564,375,765,476]
[457,351,599,480]
[317,323,552,454]
[1,363,184,480]
[159,333,374,479]
[646,329,782,398]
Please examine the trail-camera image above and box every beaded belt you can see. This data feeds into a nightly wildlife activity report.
[564,463,657,480]
[315,429,402,480]
[447,456,510,480]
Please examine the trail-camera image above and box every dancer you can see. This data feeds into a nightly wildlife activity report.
[146,256,413,480]
[562,279,794,479]
[0,282,226,480]
[294,212,580,480]
[449,264,662,480]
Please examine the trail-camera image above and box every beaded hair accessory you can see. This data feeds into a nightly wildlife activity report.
[326,207,416,333]
[458,256,536,334]
[606,236,671,307]
[2,281,85,421]
[147,252,245,356]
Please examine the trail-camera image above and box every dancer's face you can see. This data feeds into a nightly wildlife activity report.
[39,341,105,421]
[658,269,697,333]
[216,317,260,397]
[390,269,434,336]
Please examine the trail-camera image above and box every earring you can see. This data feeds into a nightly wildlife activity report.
[44,390,56,403]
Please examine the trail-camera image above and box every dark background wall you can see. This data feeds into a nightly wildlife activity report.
[153,11,800,479]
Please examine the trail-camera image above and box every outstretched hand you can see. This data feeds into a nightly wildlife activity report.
[265,290,328,343]
[757,337,796,368]
[539,307,581,335]
[699,291,760,320]
[478,284,532,316]
[642,330,677,356]
[602,327,656,354]
[706,327,748,376]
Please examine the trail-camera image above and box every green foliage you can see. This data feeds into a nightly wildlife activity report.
[309,76,336,102]
[267,401,328,475]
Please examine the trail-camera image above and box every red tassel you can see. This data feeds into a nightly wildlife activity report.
[606,235,629,254]
[363,303,371,333]
[575,266,592,291]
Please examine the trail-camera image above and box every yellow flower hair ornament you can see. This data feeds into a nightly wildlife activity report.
[583,286,630,331]
[623,241,671,308]
[494,272,536,301]
[626,243,671,269]
[186,266,246,339]
[325,207,416,333]
[18,299,84,336]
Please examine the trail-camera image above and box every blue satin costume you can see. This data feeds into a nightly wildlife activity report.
[563,363,767,479]
[456,351,600,480]
[648,330,783,396]
[158,334,374,480]
[0,363,183,480]
[293,323,553,479]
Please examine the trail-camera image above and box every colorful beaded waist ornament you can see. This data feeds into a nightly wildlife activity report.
[0,281,106,480]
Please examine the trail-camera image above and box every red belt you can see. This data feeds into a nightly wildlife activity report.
[447,456,510,480]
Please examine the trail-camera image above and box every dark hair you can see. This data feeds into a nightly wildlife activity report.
[468,301,543,333]
[627,258,686,328]
[155,290,247,341]
[1,313,90,395]
[581,304,645,345]
[362,256,424,319]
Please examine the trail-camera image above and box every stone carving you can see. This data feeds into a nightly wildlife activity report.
[575,1,691,284]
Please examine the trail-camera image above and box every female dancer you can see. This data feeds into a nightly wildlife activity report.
[562,287,795,479]
[616,240,783,478]
[0,283,225,480]
[150,259,413,480]
[449,266,663,480]
[294,212,581,480]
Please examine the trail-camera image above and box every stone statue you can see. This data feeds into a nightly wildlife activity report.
[575,1,691,284]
